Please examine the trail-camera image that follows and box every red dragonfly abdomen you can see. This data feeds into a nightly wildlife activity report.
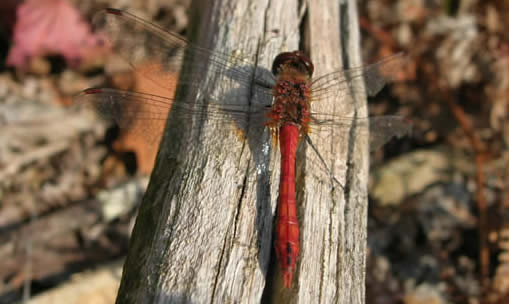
[275,123,300,288]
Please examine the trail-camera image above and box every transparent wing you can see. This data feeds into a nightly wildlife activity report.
[93,8,275,101]
[74,88,270,154]
[309,113,412,151]
[310,53,407,110]
[303,53,409,184]
[302,114,412,187]
[75,88,411,151]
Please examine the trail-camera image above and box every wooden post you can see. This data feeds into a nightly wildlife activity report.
[298,1,369,303]
[116,0,369,303]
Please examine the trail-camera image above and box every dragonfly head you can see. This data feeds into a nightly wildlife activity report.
[272,51,314,78]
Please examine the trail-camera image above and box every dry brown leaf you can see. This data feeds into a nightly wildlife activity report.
[112,62,178,175]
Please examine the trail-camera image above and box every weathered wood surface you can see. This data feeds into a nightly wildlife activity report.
[116,0,369,303]
[301,1,369,303]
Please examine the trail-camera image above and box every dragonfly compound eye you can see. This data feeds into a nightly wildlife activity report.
[297,53,314,77]
[272,52,294,76]
[272,51,314,78]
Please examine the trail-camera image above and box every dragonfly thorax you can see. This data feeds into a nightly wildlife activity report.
[265,77,312,136]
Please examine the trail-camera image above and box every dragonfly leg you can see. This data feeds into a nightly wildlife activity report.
[304,135,344,191]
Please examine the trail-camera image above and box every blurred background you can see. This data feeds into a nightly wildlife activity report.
[0,0,508,303]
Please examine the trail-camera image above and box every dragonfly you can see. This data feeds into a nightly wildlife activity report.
[76,8,412,288]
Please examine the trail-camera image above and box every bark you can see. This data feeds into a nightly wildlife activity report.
[116,0,368,303]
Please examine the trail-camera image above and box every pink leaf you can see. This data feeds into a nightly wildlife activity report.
[6,0,108,68]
